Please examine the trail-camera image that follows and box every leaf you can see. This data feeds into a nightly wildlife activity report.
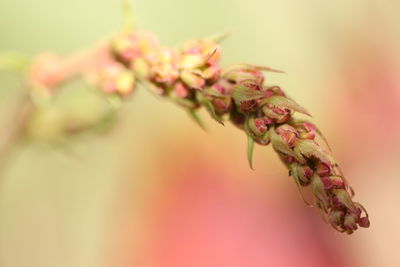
[247,134,255,170]
[232,81,265,105]
[253,65,285,74]
[173,97,198,109]
[264,96,310,116]
[225,71,259,84]
[187,109,207,131]
[195,91,224,125]
[221,64,247,76]
[204,100,224,125]
[203,87,225,98]
[207,31,231,44]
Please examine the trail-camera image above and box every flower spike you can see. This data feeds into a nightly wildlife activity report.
[15,12,369,234]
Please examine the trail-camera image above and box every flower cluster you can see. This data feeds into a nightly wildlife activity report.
[22,25,369,233]
[109,29,369,234]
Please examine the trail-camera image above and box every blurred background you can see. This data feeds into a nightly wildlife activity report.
[0,0,399,266]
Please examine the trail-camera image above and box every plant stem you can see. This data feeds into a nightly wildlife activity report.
[0,90,34,170]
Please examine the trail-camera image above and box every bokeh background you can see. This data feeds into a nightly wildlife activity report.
[0,0,400,266]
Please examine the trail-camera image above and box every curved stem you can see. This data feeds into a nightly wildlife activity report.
[0,90,34,170]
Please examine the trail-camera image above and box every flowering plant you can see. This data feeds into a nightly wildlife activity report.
[0,1,369,234]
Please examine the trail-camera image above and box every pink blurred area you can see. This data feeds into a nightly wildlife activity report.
[110,149,354,267]
[102,128,358,267]
[335,26,400,162]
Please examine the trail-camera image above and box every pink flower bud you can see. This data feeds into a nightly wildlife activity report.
[151,65,179,86]
[180,69,206,89]
[291,163,314,185]
[262,105,291,124]
[86,60,135,97]
[240,100,259,113]
[320,176,334,190]
[112,31,159,64]
[264,86,286,97]
[316,161,331,176]
[180,39,221,66]
[115,71,135,96]
[311,174,330,211]
[130,57,150,79]
[224,66,264,85]
[173,82,191,98]
[302,122,317,139]
[343,214,358,233]
[179,54,205,69]
[328,209,345,229]
[203,66,221,82]
[211,79,234,95]
[358,217,370,228]
[247,117,269,137]
[276,125,298,147]
[213,98,232,115]
[329,176,345,188]
[332,189,357,213]
[246,117,271,145]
